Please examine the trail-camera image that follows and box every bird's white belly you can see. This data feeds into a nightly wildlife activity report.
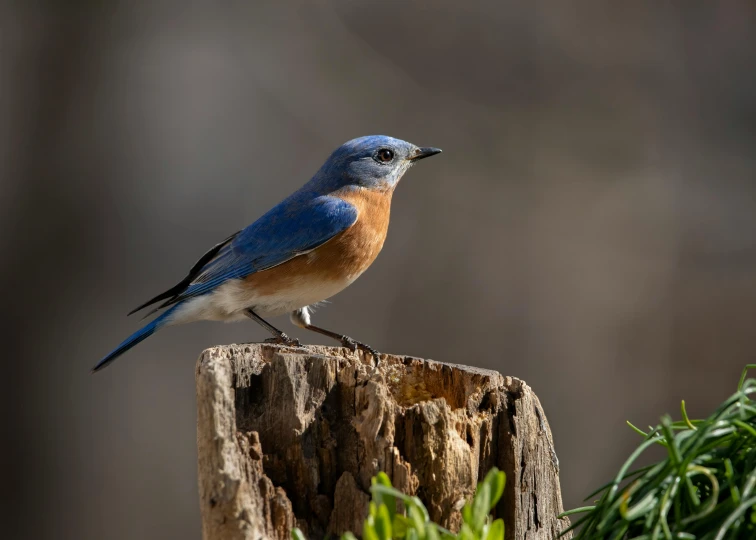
[168,274,356,325]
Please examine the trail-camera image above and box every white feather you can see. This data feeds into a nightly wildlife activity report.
[289,306,311,328]
[167,274,353,326]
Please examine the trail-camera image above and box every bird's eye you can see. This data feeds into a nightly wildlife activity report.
[375,148,394,163]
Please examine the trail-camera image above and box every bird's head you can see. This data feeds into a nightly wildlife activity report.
[318,135,442,192]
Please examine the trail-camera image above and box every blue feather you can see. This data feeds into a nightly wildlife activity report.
[92,305,179,372]
[158,194,358,307]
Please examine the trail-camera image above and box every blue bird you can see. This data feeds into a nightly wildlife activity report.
[93,136,442,372]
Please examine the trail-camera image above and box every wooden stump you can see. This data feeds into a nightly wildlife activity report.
[196,344,571,540]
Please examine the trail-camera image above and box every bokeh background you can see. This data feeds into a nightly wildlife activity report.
[4,1,756,538]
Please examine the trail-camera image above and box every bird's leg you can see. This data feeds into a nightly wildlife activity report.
[306,325,380,359]
[290,307,379,362]
[244,308,301,346]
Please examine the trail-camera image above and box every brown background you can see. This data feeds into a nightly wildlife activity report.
[3,1,756,538]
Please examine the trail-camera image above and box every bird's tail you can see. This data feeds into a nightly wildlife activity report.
[92,305,179,373]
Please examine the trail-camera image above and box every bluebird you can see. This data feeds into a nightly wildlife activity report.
[93,136,442,372]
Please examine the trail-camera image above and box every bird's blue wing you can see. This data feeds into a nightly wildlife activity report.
[159,194,358,307]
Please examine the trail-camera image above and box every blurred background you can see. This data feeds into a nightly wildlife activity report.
[3,1,756,538]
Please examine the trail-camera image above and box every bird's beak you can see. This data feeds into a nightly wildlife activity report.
[409,147,443,161]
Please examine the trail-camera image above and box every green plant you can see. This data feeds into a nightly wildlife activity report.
[562,364,756,539]
[292,468,506,540]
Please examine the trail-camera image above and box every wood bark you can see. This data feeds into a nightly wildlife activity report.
[196,344,571,540]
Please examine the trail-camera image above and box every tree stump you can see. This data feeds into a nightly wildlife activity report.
[196,344,571,540]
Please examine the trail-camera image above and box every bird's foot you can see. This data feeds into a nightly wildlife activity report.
[264,333,302,347]
[341,336,380,364]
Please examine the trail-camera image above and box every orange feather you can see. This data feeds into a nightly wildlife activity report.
[244,187,393,297]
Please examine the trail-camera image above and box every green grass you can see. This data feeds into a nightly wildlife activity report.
[561,364,756,539]
[292,468,506,540]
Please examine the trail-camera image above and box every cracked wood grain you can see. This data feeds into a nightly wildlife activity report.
[196,343,571,540]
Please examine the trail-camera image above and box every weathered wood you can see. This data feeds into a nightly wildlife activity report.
[196,344,571,540]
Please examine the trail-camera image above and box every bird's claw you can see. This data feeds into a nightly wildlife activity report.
[265,334,301,347]
[341,336,380,364]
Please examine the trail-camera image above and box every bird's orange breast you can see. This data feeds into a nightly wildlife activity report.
[244,187,393,296]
